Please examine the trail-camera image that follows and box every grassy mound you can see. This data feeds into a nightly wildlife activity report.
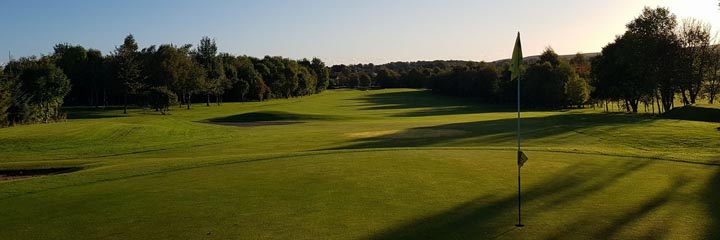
[663,105,720,123]
[208,111,340,123]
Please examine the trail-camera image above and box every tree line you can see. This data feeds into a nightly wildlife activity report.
[0,35,330,126]
[329,7,720,113]
[591,7,720,113]
[329,51,592,109]
[2,7,717,127]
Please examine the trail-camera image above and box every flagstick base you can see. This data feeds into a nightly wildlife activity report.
[515,224,525,227]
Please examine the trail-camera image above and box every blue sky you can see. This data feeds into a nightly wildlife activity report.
[2,0,719,65]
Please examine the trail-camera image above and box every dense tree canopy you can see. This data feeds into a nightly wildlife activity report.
[0,34,331,127]
[589,7,712,113]
[0,66,10,125]
[331,52,586,108]
[115,34,143,114]
[1,57,70,125]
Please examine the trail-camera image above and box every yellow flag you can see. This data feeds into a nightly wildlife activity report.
[510,32,523,81]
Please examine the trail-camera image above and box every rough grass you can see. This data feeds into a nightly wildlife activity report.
[0,89,718,239]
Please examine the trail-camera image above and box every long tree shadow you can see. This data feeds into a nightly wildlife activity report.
[538,177,689,240]
[663,105,720,123]
[371,160,654,239]
[331,113,654,150]
[64,107,128,120]
[352,90,514,117]
[704,167,720,239]
[594,178,688,239]
[207,111,341,123]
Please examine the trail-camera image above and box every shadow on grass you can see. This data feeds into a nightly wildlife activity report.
[352,90,513,117]
[371,160,656,239]
[704,167,720,239]
[331,113,653,150]
[64,107,128,120]
[594,178,688,239]
[208,111,340,123]
[0,167,83,181]
[663,105,720,123]
[370,155,719,239]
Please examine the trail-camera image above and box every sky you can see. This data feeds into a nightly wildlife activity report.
[1,0,720,66]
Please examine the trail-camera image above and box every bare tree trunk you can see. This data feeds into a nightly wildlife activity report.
[123,89,128,114]
[651,96,655,114]
[90,89,95,108]
[102,88,107,108]
[187,94,192,110]
[711,65,719,104]
[661,90,674,113]
[628,100,638,113]
[690,86,699,104]
[605,100,608,112]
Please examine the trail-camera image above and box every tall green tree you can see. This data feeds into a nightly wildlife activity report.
[259,56,299,98]
[85,49,107,107]
[357,72,372,89]
[566,75,590,107]
[375,67,401,88]
[194,37,229,106]
[220,53,239,101]
[591,34,650,113]
[593,7,683,113]
[678,18,712,105]
[0,67,11,126]
[707,45,720,104]
[626,7,683,112]
[247,68,269,101]
[282,59,300,97]
[151,44,203,109]
[115,34,143,114]
[296,64,317,96]
[11,57,71,122]
[523,48,574,108]
[310,58,330,93]
[225,56,259,101]
[53,43,88,105]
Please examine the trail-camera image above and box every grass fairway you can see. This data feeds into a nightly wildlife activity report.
[0,89,719,239]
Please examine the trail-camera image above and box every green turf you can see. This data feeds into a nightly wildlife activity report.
[0,89,718,239]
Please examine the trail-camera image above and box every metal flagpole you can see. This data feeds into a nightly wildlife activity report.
[516,73,524,227]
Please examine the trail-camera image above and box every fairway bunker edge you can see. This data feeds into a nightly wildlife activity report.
[0,167,82,181]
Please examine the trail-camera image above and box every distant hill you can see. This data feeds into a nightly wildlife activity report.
[330,52,600,68]
[493,52,600,65]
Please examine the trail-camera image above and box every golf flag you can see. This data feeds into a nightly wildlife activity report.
[512,32,527,227]
[518,150,528,167]
[510,32,523,81]
[512,32,527,168]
